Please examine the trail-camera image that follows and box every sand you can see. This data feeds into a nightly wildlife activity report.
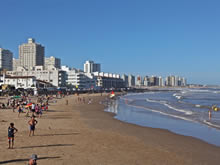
[0,94,220,165]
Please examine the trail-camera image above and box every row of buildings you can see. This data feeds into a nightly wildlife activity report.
[0,38,187,90]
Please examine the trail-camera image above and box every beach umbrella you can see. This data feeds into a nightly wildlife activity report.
[25,103,32,108]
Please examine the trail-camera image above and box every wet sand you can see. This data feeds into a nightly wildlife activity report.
[0,94,220,165]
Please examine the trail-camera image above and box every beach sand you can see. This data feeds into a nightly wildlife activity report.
[0,94,220,165]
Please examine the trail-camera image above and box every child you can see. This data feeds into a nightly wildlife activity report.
[8,123,18,149]
[28,116,38,136]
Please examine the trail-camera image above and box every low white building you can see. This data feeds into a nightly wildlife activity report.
[0,76,37,89]
[93,72,124,89]
[62,66,96,89]
[7,66,66,87]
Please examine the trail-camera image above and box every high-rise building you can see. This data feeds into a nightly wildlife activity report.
[121,74,128,87]
[19,38,45,70]
[45,56,61,70]
[158,76,164,86]
[128,74,135,87]
[84,60,101,73]
[13,58,20,71]
[0,48,13,71]
[136,75,142,86]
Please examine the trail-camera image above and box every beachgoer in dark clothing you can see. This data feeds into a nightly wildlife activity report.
[8,123,18,149]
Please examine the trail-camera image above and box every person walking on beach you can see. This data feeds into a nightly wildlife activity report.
[28,116,38,136]
[31,103,35,115]
[66,99,68,105]
[8,123,18,149]
[17,105,23,117]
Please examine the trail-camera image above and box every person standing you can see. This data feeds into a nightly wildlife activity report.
[8,123,18,149]
[28,116,38,136]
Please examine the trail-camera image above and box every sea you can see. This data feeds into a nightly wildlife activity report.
[104,88,220,146]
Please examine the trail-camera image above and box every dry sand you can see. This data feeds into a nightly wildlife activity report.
[0,94,220,165]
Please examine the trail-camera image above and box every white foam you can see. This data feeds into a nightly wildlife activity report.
[203,120,220,129]
[164,103,193,115]
[126,103,196,123]
[146,98,192,115]
[146,98,166,104]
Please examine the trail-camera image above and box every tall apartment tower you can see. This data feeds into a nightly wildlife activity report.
[45,56,61,70]
[19,38,45,70]
[84,60,101,73]
[0,48,13,71]
[128,74,135,87]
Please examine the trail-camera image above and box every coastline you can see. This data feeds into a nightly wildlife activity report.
[0,94,219,164]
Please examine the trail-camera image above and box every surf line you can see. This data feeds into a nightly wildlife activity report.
[126,102,196,124]
[146,98,193,115]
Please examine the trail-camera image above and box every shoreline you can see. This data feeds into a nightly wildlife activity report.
[0,94,220,164]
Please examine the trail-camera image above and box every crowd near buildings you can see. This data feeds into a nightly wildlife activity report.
[0,38,187,90]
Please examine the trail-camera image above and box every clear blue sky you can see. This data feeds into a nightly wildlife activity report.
[0,0,220,85]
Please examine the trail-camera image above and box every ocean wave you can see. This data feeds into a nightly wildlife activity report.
[203,120,220,129]
[146,98,192,115]
[163,103,193,115]
[173,93,183,100]
[126,103,196,123]
[146,98,166,104]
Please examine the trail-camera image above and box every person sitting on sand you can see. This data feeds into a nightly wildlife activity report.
[28,154,38,165]
[8,123,18,149]
[28,116,38,136]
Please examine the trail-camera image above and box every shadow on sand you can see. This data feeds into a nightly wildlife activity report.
[0,156,60,164]
[19,143,74,149]
[35,132,80,136]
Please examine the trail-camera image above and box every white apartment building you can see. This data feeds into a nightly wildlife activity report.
[19,38,45,70]
[121,74,128,87]
[84,60,101,73]
[128,74,135,87]
[7,66,66,87]
[1,76,37,89]
[62,66,96,89]
[0,48,13,71]
[45,56,61,70]
[93,72,124,89]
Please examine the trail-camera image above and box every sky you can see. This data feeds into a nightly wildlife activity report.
[0,0,220,85]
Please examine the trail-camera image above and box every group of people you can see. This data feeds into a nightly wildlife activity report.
[8,116,38,149]
[6,95,52,164]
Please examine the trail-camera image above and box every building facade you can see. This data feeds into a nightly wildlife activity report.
[62,66,96,89]
[84,60,101,73]
[128,74,135,87]
[0,48,13,71]
[19,38,45,70]
[13,58,20,71]
[94,72,124,89]
[121,74,128,87]
[7,66,66,87]
[45,56,61,70]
